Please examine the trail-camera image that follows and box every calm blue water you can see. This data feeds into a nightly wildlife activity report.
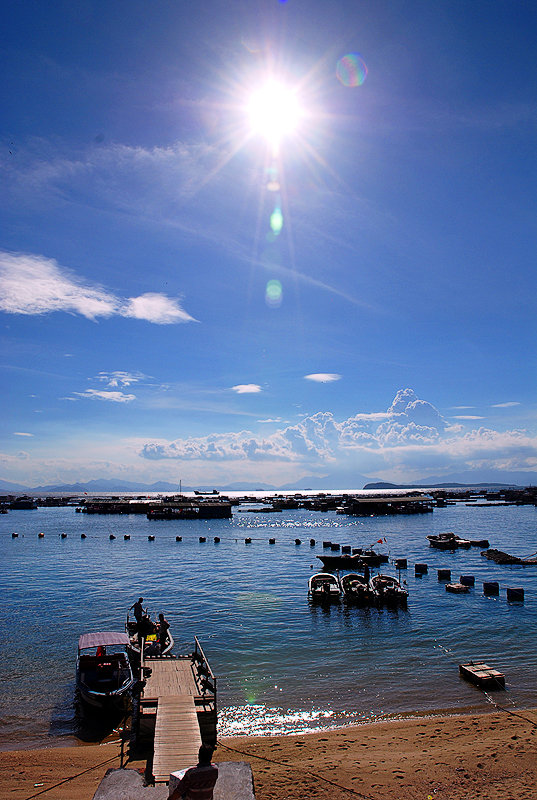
[1,499,536,748]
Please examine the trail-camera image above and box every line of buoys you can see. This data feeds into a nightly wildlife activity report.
[245,537,252,544]
[295,539,302,545]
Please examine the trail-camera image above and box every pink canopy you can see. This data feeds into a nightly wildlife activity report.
[78,631,130,650]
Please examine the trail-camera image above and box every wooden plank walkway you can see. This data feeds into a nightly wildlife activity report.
[152,694,202,783]
[143,657,198,701]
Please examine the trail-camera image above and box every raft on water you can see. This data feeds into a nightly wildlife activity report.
[459,661,505,689]
[481,549,537,565]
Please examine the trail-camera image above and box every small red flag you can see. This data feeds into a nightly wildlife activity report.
[377,539,383,544]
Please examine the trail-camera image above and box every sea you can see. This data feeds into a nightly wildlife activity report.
[1,490,536,750]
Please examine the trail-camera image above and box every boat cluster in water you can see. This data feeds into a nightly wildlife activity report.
[308,570,408,608]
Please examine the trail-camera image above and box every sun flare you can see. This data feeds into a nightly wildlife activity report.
[246,80,302,149]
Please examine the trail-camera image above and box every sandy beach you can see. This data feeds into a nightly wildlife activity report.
[2,708,536,800]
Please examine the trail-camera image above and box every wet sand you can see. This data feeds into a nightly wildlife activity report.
[1,709,536,800]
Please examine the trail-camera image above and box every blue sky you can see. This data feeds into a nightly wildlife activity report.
[1,0,536,487]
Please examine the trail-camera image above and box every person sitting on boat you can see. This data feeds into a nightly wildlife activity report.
[169,744,218,800]
[130,597,144,624]
[137,613,155,646]
[157,613,170,653]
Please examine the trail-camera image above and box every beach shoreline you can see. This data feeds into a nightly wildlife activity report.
[1,707,536,800]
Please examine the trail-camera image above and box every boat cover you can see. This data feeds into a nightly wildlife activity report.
[78,631,130,650]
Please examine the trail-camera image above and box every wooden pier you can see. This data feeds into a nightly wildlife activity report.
[135,638,217,783]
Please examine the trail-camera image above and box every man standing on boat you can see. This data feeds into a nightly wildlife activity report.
[169,744,218,800]
[130,597,144,624]
[158,612,170,653]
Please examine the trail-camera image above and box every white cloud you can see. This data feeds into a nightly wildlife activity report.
[258,418,283,424]
[139,388,537,478]
[304,373,341,383]
[97,371,148,388]
[72,390,136,403]
[231,384,262,394]
[452,415,485,420]
[0,251,196,324]
[491,401,521,408]
[13,432,33,437]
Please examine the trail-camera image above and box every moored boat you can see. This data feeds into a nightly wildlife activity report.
[76,631,136,711]
[317,553,363,570]
[370,574,408,607]
[308,572,341,602]
[126,612,174,657]
[459,661,505,689]
[340,573,374,604]
[427,533,472,550]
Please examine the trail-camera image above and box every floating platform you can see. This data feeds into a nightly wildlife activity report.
[459,662,505,689]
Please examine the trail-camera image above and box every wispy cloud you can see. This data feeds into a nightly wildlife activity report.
[231,384,262,394]
[0,251,196,324]
[258,418,283,424]
[13,432,33,437]
[304,373,341,383]
[491,401,521,408]
[452,415,485,420]
[72,389,136,403]
[97,371,148,388]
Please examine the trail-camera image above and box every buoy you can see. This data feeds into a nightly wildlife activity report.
[269,538,276,544]
[214,536,220,543]
[199,536,206,543]
[330,543,341,551]
[415,563,428,574]
[506,587,524,602]
[148,535,155,541]
[81,534,86,539]
[322,541,331,548]
[395,558,407,569]
[12,532,18,538]
[295,538,302,545]
[38,532,45,538]
[109,534,116,540]
[483,581,499,596]
[341,545,351,554]
[60,533,67,539]
[245,537,252,544]
[460,575,475,587]
[438,569,451,581]
[310,538,316,546]
[124,534,130,540]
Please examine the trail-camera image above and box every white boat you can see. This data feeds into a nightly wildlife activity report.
[126,613,174,657]
[308,572,341,602]
[76,631,136,711]
[370,574,408,607]
[340,572,374,604]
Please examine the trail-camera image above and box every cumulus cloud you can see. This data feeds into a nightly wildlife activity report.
[0,251,196,324]
[231,384,262,394]
[139,388,537,479]
[72,390,136,403]
[304,373,341,383]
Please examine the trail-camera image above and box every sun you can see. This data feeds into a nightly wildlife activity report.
[246,79,302,151]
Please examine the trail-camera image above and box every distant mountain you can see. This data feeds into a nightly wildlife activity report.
[280,470,374,491]
[0,478,31,492]
[417,470,537,487]
[28,479,183,493]
[364,481,509,490]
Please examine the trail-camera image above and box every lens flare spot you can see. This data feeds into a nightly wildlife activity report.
[270,207,283,235]
[336,54,368,87]
[266,280,283,308]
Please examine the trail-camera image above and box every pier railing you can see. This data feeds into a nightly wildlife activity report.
[193,636,217,702]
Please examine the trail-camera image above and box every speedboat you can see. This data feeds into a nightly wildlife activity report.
[370,574,408,607]
[76,631,136,711]
[308,572,341,602]
[427,533,472,550]
[340,573,374,604]
[126,612,174,657]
